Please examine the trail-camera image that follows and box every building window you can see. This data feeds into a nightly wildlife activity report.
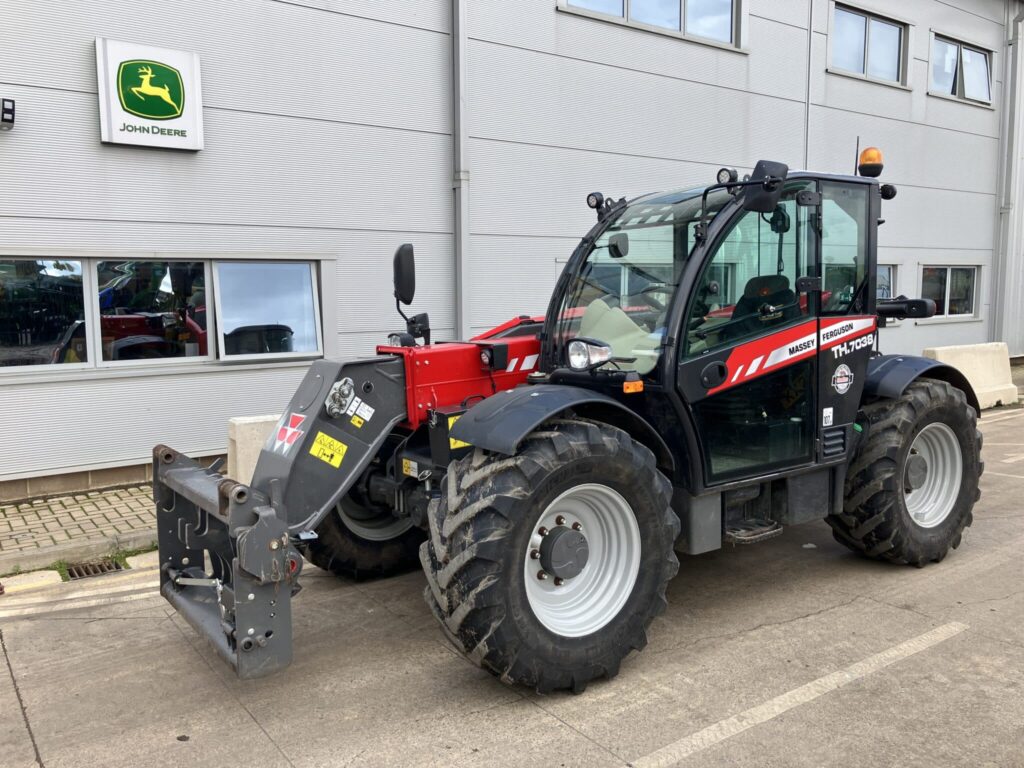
[566,0,736,44]
[96,260,209,362]
[0,259,88,367]
[922,266,977,317]
[831,5,905,84]
[930,35,992,104]
[877,264,896,299]
[0,256,323,371]
[213,262,323,360]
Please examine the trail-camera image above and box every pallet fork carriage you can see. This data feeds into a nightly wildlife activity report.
[156,149,983,690]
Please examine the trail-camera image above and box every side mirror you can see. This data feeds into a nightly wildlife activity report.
[393,244,415,306]
[608,232,629,259]
[742,160,789,214]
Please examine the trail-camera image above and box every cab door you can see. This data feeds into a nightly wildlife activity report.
[677,181,819,486]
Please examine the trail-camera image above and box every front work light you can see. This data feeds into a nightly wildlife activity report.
[858,146,884,177]
[567,339,612,370]
[586,191,604,210]
[717,167,738,185]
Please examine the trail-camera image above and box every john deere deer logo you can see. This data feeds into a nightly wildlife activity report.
[117,60,184,120]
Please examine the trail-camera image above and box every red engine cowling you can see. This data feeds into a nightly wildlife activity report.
[376,317,543,430]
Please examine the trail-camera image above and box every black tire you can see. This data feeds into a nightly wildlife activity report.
[828,378,982,566]
[300,495,424,580]
[420,418,680,693]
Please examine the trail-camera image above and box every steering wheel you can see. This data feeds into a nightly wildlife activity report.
[635,282,670,312]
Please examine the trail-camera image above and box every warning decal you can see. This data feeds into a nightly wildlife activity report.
[309,431,348,468]
[448,415,471,450]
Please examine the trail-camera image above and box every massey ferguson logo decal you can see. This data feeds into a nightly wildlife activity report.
[832,364,854,395]
[821,322,855,342]
[273,413,306,455]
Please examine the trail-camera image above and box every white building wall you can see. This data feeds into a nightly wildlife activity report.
[0,0,1016,482]
[1,0,453,480]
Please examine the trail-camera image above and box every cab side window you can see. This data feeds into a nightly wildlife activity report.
[820,182,869,314]
[685,183,815,357]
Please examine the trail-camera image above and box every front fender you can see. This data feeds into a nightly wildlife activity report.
[865,354,980,414]
[449,384,673,472]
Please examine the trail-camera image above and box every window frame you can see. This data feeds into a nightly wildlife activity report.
[557,0,748,52]
[0,248,334,380]
[212,259,325,363]
[826,2,912,89]
[919,265,979,320]
[91,258,216,370]
[0,256,96,372]
[927,31,994,106]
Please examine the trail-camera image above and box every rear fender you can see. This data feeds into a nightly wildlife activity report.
[449,384,674,473]
[864,354,980,415]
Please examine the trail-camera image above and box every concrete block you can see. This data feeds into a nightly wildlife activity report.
[228,415,280,485]
[923,342,1019,410]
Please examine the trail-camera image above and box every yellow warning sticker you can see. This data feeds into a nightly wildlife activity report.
[402,457,418,477]
[448,415,471,450]
[350,415,365,428]
[309,431,347,468]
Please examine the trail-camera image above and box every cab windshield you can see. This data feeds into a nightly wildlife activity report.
[556,188,732,374]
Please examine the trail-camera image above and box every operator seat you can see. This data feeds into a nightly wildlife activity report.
[721,274,801,341]
[578,298,662,375]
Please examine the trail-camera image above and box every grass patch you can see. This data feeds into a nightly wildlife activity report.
[111,543,158,570]
[53,560,70,582]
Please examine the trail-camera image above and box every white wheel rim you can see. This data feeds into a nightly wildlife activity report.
[904,422,963,529]
[523,483,641,638]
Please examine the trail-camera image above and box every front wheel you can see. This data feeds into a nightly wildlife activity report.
[828,379,982,566]
[421,418,679,693]
[300,493,423,579]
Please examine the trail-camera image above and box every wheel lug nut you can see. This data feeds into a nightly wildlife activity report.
[572,522,582,531]
[554,577,564,586]
[555,515,566,526]
[537,570,548,580]
[530,549,540,560]
[538,526,548,536]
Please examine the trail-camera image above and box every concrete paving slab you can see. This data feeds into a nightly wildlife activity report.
[0,569,63,594]
[679,628,1024,767]
[0,636,39,768]
[0,407,1020,766]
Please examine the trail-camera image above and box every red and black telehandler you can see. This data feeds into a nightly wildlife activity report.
[155,150,981,692]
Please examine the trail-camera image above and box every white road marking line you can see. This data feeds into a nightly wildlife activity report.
[631,622,968,768]
[981,411,1024,425]
[1000,454,1024,464]
[984,471,1024,481]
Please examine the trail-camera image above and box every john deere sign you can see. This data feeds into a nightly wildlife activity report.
[96,39,203,150]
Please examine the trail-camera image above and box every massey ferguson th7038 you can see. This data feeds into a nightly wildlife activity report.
[153,149,982,693]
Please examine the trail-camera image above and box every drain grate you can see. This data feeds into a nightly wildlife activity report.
[67,560,125,580]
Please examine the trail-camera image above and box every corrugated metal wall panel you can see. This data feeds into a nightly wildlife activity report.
[0,86,453,234]
[0,365,310,480]
[5,0,450,135]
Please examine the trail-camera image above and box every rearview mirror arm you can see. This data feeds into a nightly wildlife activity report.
[694,176,785,242]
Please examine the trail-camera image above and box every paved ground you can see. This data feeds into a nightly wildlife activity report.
[0,486,154,574]
[2,410,1024,768]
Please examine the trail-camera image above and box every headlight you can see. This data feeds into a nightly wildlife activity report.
[567,339,612,370]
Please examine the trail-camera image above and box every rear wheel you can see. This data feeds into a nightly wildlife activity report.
[301,493,423,579]
[828,379,982,566]
[421,418,679,693]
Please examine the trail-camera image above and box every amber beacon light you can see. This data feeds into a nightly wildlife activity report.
[858,146,884,177]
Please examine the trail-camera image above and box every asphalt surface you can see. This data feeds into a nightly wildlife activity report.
[2,409,1024,768]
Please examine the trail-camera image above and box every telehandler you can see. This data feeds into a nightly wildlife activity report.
[155,149,981,692]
